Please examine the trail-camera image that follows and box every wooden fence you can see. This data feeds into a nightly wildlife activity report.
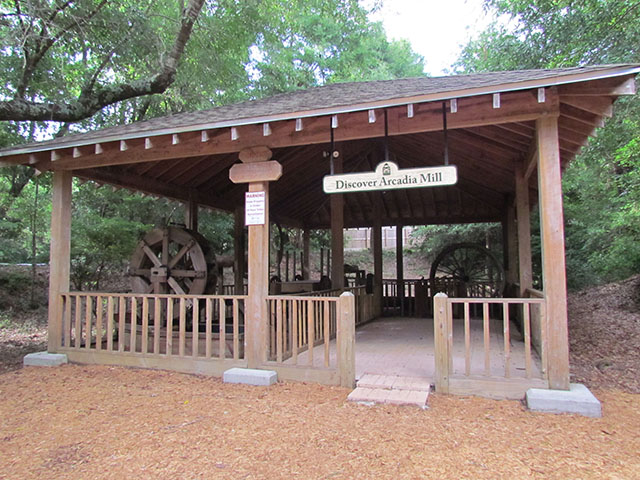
[433,294,548,398]
[56,292,247,375]
[264,292,355,387]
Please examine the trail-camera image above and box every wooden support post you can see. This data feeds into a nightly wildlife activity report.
[330,177,344,290]
[504,203,519,290]
[230,146,281,368]
[185,193,198,231]
[234,205,245,295]
[396,225,404,316]
[515,163,533,296]
[337,292,356,388]
[433,293,451,394]
[537,115,570,391]
[48,171,72,352]
[302,229,310,280]
[373,207,383,317]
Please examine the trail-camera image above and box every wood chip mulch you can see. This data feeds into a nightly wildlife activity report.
[1,365,640,480]
[568,274,640,393]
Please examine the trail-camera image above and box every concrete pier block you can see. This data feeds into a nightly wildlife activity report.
[223,368,277,386]
[23,351,68,367]
[526,383,602,417]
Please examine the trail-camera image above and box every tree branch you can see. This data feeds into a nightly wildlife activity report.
[2,0,205,123]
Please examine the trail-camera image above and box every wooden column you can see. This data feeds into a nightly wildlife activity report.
[302,228,310,280]
[515,163,533,297]
[433,293,451,393]
[337,292,356,388]
[372,205,383,317]
[48,171,72,352]
[330,153,344,289]
[396,224,404,315]
[229,147,282,368]
[537,116,570,391]
[504,203,519,290]
[185,194,198,231]
[234,205,245,295]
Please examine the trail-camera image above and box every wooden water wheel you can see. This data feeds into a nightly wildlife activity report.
[429,242,505,298]
[129,227,216,295]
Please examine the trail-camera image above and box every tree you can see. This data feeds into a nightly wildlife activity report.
[452,0,640,287]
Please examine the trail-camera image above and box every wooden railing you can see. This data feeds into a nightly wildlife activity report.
[265,292,355,387]
[433,294,547,394]
[57,293,247,371]
[221,284,248,295]
[383,278,433,317]
[292,285,375,326]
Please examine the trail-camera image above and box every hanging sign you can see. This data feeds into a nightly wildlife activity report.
[323,161,457,194]
[245,191,266,225]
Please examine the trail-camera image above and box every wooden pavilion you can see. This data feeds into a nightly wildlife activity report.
[1,64,638,397]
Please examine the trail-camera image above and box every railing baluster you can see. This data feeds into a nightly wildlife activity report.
[130,297,137,353]
[118,297,126,352]
[84,295,92,350]
[192,298,199,358]
[483,302,490,376]
[106,296,114,352]
[141,297,149,354]
[166,298,174,356]
[218,298,225,360]
[464,301,470,376]
[292,299,298,364]
[276,299,283,363]
[95,295,103,351]
[233,299,239,361]
[205,298,212,359]
[63,295,71,347]
[153,297,161,355]
[524,303,532,379]
[179,298,186,356]
[324,299,330,367]
[308,299,314,365]
[503,303,510,379]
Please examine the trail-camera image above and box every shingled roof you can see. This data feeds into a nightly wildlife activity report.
[2,64,639,156]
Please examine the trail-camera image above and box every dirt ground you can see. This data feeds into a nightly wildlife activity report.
[1,270,640,478]
[1,365,639,480]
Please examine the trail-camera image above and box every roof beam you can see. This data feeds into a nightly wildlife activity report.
[46,89,559,171]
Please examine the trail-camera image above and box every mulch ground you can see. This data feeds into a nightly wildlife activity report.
[1,365,639,480]
[1,273,640,478]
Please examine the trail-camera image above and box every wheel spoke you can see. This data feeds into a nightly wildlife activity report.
[141,242,162,267]
[168,239,196,269]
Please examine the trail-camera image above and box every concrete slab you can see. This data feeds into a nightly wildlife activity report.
[358,373,431,392]
[526,383,602,418]
[348,386,428,408]
[23,351,68,367]
[223,368,277,386]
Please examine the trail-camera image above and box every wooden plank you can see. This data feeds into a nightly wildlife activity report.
[229,160,283,183]
[153,298,161,355]
[130,297,137,353]
[308,299,315,365]
[276,299,283,363]
[205,298,212,358]
[323,300,330,367]
[561,96,613,117]
[63,295,71,347]
[292,299,299,364]
[515,163,533,296]
[524,304,532,379]
[503,303,510,379]
[74,295,82,349]
[84,296,92,350]
[483,302,490,376]
[192,298,199,358]
[233,299,239,360]
[537,115,570,390]
[234,206,245,295]
[118,297,126,352]
[448,375,547,400]
[464,302,470,376]
[106,297,114,351]
[179,298,186,357]
[95,296,103,351]
[48,171,72,352]
[330,151,344,290]
[141,297,149,354]
[166,299,174,356]
[219,298,225,360]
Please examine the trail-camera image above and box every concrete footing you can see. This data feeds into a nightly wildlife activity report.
[223,368,277,386]
[526,383,602,417]
[23,351,68,367]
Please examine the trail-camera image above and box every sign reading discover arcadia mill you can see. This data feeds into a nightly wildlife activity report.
[322,162,458,194]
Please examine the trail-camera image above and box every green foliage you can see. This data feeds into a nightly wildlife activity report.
[410,223,503,263]
[453,0,640,288]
